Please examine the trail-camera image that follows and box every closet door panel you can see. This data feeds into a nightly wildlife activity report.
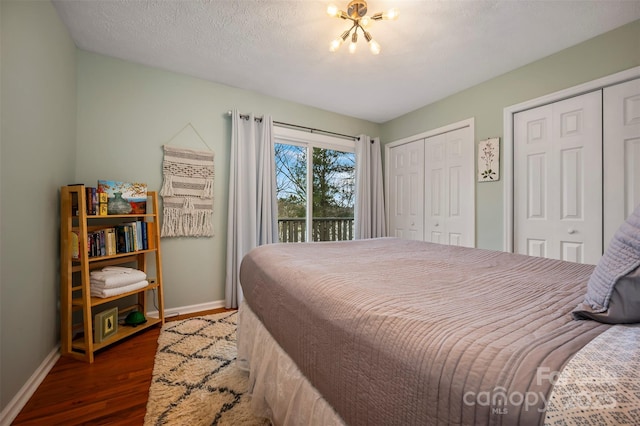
[527,153,547,220]
[515,91,602,264]
[553,92,602,264]
[388,141,424,240]
[560,147,583,220]
[604,78,640,246]
[425,134,447,244]
[528,239,547,258]
[515,104,553,257]
[389,145,406,238]
[425,126,474,247]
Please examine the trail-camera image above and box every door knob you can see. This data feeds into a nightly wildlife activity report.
[568,228,576,234]
[435,223,439,227]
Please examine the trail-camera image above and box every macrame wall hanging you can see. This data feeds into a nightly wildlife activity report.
[160,123,215,237]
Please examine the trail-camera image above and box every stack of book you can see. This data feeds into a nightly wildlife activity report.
[79,221,150,259]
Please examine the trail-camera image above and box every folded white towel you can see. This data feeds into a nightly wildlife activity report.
[90,280,148,298]
[90,269,147,288]
[89,278,141,289]
[101,266,138,273]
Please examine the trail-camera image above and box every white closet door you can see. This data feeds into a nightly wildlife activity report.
[424,134,447,244]
[388,140,424,240]
[604,78,640,246]
[424,127,475,247]
[514,90,602,264]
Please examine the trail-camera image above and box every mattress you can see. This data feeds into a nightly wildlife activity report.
[238,238,611,425]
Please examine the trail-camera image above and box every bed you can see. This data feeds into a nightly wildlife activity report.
[237,224,640,425]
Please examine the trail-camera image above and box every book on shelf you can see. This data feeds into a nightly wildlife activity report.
[98,192,108,216]
[85,187,92,215]
[85,187,97,215]
[141,221,148,250]
[70,231,80,260]
[87,231,105,257]
[115,226,129,254]
[105,228,116,256]
[136,221,143,250]
[124,220,146,251]
[82,223,151,259]
[128,221,139,251]
[100,231,106,256]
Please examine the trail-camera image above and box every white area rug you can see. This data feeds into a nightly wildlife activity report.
[144,311,270,425]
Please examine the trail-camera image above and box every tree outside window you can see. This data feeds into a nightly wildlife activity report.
[275,142,355,242]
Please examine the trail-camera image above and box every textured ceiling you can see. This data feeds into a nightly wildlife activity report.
[52,0,640,123]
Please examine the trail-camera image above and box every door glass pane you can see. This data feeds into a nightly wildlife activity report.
[275,143,307,242]
[312,147,355,241]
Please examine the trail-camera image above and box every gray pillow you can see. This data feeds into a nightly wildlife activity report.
[573,265,640,323]
[572,203,640,323]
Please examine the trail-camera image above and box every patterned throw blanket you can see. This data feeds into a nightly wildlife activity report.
[544,325,640,425]
[160,145,215,237]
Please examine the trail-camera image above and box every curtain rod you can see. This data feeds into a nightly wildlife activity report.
[227,110,359,141]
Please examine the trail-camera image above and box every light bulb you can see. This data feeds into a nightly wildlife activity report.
[327,4,340,17]
[349,42,357,53]
[360,16,371,28]
[330,37,344,52]
[330,29,351,52]
[349,32,358,53]
[369,39,381,55]
[383,8,399,20]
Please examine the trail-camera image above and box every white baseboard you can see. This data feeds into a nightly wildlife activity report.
[147,299,227,320]
[0,345,60,426]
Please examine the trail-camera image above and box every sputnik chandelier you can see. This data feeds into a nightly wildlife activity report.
[327,0,399,55]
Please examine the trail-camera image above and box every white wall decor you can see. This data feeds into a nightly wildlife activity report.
[478,137,500,182]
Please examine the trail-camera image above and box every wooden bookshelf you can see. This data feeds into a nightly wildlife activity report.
[59,185,165,363]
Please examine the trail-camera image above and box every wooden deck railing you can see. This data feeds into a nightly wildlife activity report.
[278,217,354,242]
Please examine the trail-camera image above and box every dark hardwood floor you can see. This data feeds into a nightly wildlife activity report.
[12,308,234,425]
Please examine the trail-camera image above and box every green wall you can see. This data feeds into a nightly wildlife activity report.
[1,0,77,414]
[75,51,380,311]
[380,19,640,250]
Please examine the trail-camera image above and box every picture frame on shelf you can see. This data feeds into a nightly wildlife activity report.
[97,180,147,214]
[94,307,118,343]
